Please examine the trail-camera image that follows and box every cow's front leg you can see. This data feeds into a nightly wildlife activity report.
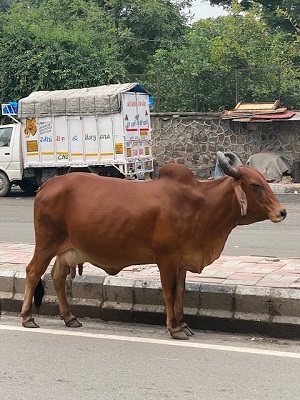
[51,257,82,328]
[159,261,189,340]
[175,269,194,337]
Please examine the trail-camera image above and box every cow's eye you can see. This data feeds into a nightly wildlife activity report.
[251,184,261,189]
[251,184,264,197]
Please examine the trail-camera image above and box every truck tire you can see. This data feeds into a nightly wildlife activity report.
[0,171,11,197]
[19,181,39,194]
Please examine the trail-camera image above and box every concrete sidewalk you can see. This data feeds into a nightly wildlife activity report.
[269,181,300,194]
[1,241,300,338]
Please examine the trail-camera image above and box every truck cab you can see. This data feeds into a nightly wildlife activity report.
[0,123,22,196]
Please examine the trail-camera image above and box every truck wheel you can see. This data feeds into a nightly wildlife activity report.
[19,181,39,194]
[0,172,11,196]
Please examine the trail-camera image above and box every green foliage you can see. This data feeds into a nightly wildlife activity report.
[0,0,11,12]
[97,0,189,73]
[0,0,299,112]
[147,9,299,111]
[0,0,126,101]
[208,0,300,34]
[0,0,189,104]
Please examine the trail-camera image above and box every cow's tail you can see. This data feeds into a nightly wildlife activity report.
[34,279,45,311]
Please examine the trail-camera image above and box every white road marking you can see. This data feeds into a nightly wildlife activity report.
[1,324,300,359]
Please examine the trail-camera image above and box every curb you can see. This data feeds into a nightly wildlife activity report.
[2,269,300,338]
[269,183,300,194]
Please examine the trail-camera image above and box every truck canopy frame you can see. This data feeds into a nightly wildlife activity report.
[18,83,151,118]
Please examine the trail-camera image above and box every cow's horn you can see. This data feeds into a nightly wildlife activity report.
[216,151,240,178]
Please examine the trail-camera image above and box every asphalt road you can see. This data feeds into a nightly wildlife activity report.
[1,314,300,400]
[224,193,300,258]
[0,190,299,258]
[1,191,300,399]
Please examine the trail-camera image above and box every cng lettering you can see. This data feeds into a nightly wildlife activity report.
[58,153,69,160]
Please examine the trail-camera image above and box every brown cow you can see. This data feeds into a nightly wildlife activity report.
[21,152,287,339]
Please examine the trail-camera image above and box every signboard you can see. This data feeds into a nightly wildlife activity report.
[1,102,18,116]
[122,93,150,141]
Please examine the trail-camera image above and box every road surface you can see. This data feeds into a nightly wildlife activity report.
[1,315,300,400]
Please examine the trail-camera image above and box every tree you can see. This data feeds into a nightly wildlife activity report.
[93,0,191,73]
[147,10,299,111]
[0,0,190,103]
[0,0,12,12]
[206,1,300,34]
[0,0,298,112]
[0,0,127,101]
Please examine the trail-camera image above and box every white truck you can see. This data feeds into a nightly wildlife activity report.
[0,83,154,196]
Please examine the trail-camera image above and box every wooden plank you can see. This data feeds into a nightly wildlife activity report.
[228,107,286,116]
[234,100,279,111]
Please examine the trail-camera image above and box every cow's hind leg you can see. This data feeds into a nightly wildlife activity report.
[51,255,82,328]
[175,269,194,337]
[159,261,189,340]
[21,253,51,328]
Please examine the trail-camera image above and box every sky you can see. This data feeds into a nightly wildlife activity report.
[189,1,229,21]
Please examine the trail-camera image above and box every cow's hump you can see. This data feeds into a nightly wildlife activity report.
[158,163,197,184]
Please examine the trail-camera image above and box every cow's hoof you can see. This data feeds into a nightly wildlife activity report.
[22,318,40,328]
[64,317,82,328]
[182,325,194,336]
[171,329,189,340]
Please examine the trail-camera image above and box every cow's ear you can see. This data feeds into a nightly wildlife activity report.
[233,181,247,217]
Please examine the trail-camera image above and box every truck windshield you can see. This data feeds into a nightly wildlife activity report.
[0,126,13,147]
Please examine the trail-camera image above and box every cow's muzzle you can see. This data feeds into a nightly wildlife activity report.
[273,208,287,222]
[270,208,287,223]
[280,208,287,220]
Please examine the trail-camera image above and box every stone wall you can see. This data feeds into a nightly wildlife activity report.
[150,112,300,179]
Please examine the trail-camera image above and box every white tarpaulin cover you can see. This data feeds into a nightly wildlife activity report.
[18,83,149,117]
[247,151,291,182]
